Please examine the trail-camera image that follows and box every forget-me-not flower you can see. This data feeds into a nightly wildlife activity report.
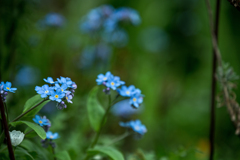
[54,83,69,93]
[3,82,17,93]
[33,115,50,127]
[130,89,143,108]
[35,84,53,98]
[96,71,112,85]
[118,85,136,97]
[105,75,125,90]
[44,77,55,84]
[57,77,73,87]
[119,120,147,135]
[46,131,59,140]
[49,89,65,102]
[65,93,73,103]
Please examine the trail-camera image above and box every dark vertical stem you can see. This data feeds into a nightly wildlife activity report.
[209,0,221,160]
[51,145,57,160]
[0,97,15,159]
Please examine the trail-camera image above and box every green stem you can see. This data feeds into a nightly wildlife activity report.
[25,129,33,135]
[106,131,131,146]
[4,102,9,123]
[10,99,46,123]
[51,145,57,160]
[90,95,112,148]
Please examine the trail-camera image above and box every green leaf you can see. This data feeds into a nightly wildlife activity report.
[10,121,46,140]
[55,151,71,160]
[15,147,34,160]
[87,86,105,132]
[23,95,43,112]
[88,146,124,160]
[22,94,50,118]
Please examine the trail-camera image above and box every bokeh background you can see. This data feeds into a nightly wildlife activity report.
[1,0,240,159]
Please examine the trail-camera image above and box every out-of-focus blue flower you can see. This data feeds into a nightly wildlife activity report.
[96,71,112,85]
[33,115,50,127]
[3,82,17,93]
[65,93,73,103]
[46,131,59,140]
[45,13,65,27]
[15,66,40,86]
[114,7,141,25]
[57,77,73,87]
[35,84,53,98]
[105,75,125,90]
[119,120,147,135]
[118,85,135,97]
[130,89,143,108]
[96,43,112,60]
[111,99,141,118]
[44,77,55,84]
[54,84,69,93]
[49,89,65,102]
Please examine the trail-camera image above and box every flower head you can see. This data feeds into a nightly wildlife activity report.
[0,82,4,94]
[33,115,50,127]
[96,71,112,85]
[3,82,17,93]
[49,89,65,102]
[130,89,143,108]
[120,120,147,135]
[54,83,69,93]
[105,75,125,90]
[46,131,59,140]
[9,130,25,146]
[118,85,136,97]
[44,77,55,84]
[35,84,53,98]
[65,93,73,103]
[57,77,73,87]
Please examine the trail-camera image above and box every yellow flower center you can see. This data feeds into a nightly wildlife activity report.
[39,120,43,124]
[45,90,49,93]
[111,82,115,86]
[55,95,59,98]
[103,77,107,80]
[61,89,63,92]
[6,87,10,90]
[133,98,137,102]
[66,97,68,100]
[126,91,130,95]
[50,135,53,139]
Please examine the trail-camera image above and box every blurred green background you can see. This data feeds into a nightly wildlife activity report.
[1,0,240,159]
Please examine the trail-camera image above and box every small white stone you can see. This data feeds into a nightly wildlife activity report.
[9,130,25,146]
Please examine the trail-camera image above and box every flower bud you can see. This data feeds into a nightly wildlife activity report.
[9,130,25,146]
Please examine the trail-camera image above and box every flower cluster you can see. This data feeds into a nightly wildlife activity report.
[35,77,77,109]
[96,71,143,108]
[33,115,59,148]
[0,81,17,102]
[81,5,141,34]
[120,120,147,136]
[79,5,141,69]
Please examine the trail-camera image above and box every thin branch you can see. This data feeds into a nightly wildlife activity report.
[0,98,15,159]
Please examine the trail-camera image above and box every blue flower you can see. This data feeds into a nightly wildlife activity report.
[118,85,135,97]
[96,71,112,85]
[46,131,59,140]
[114,7,141,25]
[45,13,65,27]
[129,89,143,108]
[33,115,50,127]
[0,82,4,94]
[65,93,73,103]
[57,77,73,87]
[105,75,125,90]
[3,82,17,93]
[49,89,65,102]
[44,77,55,84]
[119,120,147,135]
[35,85,53,98]
[54,83,69,93]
